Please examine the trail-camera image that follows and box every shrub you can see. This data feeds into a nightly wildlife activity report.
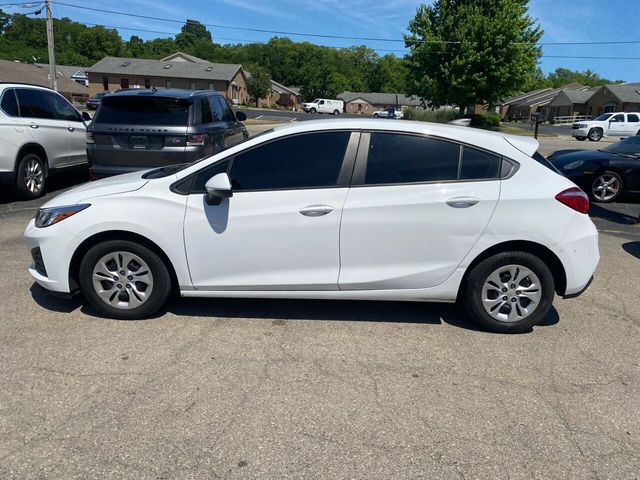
[403,107,459,123]
[469,112,501,128]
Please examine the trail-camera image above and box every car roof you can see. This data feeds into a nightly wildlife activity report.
[0,82,54,92]
[268,119,539,156]
[109,88,222,99]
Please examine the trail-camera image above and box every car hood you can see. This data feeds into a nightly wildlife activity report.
[40,171,149,208]
[549,149,618,168]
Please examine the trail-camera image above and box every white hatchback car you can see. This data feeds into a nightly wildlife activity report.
[24,119,599,333]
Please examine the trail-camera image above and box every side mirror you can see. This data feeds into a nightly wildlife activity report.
[82,111,92,122]
[205,172,233,205]
[235,111,247,121]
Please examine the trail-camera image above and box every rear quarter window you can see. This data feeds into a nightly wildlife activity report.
[0,89,18,116]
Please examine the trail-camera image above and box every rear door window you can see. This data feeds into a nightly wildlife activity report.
[15,88,56,119]
[1,89,18,116]
[197,97,213,124]
[365,133,460,184]
[95,96,190,125]
[627,114,639,123]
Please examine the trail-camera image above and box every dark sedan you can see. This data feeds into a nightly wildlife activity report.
[549,136,640,202]
[86,91,108,110]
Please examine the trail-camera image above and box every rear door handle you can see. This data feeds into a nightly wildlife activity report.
[299,205,333,217]
[29,123,39,129]
[446,197,480,208]
[68,126,75,132]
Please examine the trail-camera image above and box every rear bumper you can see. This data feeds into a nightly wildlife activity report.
[563,275,594,299]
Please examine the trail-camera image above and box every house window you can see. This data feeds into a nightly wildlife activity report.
[120,78,129,89]
[102,76,108,91]
[208,83,214,90]
[165,80,172,88]
[144,79,150,89]
[190,81,196,90]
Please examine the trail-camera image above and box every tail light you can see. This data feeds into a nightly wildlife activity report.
[86,131,95,144]
[555,187,590,214]
[187,133,208,146]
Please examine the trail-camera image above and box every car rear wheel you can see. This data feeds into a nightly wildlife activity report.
[588,128,603,141]
[591,171,622,202]
[333,109,340,116]
[463,252,555,333]
[79,240,172,320]
[16,153,46,199]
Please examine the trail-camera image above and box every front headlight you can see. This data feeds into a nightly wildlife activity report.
[563,160,584,170]
[35,204,90,228]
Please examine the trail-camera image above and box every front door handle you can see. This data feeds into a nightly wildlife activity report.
[68,126,75,132]
[29,123,39,129]
[446,197,480,208]
[299,205,333,217]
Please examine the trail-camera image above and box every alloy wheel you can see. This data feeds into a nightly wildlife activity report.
[481,264,542,323]
[91,251,154,310]
[24,158,44,194]
[592,173,620,202]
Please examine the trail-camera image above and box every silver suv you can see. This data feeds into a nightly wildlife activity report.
[0,83,90,198]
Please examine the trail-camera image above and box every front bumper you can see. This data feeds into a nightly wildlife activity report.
[24,219,81,293]
[571,128,589,138]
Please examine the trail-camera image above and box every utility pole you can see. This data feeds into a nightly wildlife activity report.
[45,0,57,91]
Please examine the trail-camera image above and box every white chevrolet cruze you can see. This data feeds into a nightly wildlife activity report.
[24,119,599,333]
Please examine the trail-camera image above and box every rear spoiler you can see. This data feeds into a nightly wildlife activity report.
[503,135,539,157]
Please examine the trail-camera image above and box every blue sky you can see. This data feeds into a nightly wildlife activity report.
[5,0,640,81]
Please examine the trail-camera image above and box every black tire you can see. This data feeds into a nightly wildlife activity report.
[462,252,555,334]
[576,136,587,141]
[590,170,623,203]
[79,240,172,320]
[16,153,46,199]
[310,107,317,114]
[333,109,340,116]
[588,128,603,141]
[373,113,379,118]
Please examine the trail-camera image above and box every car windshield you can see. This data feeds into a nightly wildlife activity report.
[601,136,640,156]
[593,113,613,121]
[312,99,319,103]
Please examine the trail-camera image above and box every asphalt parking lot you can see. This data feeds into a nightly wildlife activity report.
[1,138,639,479]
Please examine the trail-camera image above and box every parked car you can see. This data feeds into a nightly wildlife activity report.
[25,119,599,333]
[85,91,108,110]
[549,135,640,202]
[0,83,91,198]
[301,98,344,115]
[373,108,403,119]
[86,89,248,179]
[572,112,640,141]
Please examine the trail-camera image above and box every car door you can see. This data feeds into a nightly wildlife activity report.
[625,113,640,136]
[608,113,626,136]
[15,88,70,169]
[43,90,87,166]
[339,132,502,290]
[216,97,245,148]
[183,130,358,290]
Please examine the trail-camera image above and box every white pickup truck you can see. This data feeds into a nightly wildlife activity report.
[572,112,640,141]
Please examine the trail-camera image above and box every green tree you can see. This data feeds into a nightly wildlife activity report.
[175,19,212,51]
[546,67,621,88]
[404,0,543,114]
[246,66,271,107]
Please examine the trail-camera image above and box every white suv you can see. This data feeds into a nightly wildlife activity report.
[24,119,599,333]
[0,83,90,198]
[572,112,640,142]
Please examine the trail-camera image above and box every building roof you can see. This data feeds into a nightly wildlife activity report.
[160,52,208,63]
[501,88,552,106]
[35,63,88,79]
[337,91,422,106]
[548,87,597,106]
[270,79,300,97]
[605,84,640,103]
[0,59,88,96]
[86,56,244,82]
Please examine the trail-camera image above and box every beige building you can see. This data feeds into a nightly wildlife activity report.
[86,52,249,104]
[256,80,301,110]
[0,59,89,103]
[337,92,422,114]
[583,84,640,115]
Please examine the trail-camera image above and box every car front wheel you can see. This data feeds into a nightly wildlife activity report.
[588,128,603,141]
[310,108,317,114]
[463,252,555,333]
[79,240,172,319]
[591,171,622,202]
[16,153,46,199]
